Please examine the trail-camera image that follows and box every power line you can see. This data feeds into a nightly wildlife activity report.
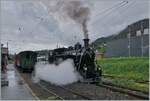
[102,1,135,25]
[90,1,138,40]
[16,2,52,39]
[92,0,129,25]
[113,1,136,19]
[93,0,128,18]
[24,4,53,36]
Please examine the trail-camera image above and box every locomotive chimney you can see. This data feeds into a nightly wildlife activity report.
[83,38,89,49]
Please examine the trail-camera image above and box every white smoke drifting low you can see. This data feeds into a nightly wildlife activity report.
[33,59,82,85]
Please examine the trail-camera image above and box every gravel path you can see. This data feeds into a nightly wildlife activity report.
[63,83,139,100]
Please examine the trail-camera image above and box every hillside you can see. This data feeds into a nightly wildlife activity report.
[92,18,149,48]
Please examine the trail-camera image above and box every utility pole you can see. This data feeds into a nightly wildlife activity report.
[7,42,9,55]
[128,25,131,57]
[7,42,8,48]
[74,35,77,43]
[141,21,144,57]
[56,43,58,48]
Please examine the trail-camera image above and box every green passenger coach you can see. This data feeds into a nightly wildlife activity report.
[17,51,37,72]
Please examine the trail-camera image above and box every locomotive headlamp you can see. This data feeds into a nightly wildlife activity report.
[72,52,76,55]
[84,67,87,71]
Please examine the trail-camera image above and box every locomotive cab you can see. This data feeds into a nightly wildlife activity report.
[75,38,102,83]
[77,47,101,83]
[47,39,102,83]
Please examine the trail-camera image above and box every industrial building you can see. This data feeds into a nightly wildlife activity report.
[105,19,149,57]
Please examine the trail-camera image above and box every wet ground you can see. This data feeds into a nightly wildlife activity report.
[18,72,62,100]
[2,64,146,100]
[1,64,36,100]
[20,71,141,100]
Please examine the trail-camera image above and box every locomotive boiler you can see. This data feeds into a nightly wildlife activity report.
[48,38,102,83]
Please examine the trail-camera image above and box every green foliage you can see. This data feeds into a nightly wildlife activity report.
[98,57,149,81]
[111,79,149,92]
[97,57,149,92]
[47,96,57,100]
[97,43,106,53]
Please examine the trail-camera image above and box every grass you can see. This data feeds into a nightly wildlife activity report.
[47,96,58,100]
[111,78,149,92]
[97,57,149,92]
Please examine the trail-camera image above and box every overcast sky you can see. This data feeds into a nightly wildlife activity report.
[0,0,149,54]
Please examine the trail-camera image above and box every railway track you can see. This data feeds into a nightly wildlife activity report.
[37,83,64,100]
[17,69,63,100]
[101,74,149,99]
[102,74,149,84]
[18,70,148,100]
[58,85,92,100]
[99,81,149,100]
[36,80,149,100]
[39,80,92,100]
[39,80,145,100]
[18,70,92,100]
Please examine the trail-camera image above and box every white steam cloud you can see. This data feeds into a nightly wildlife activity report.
[33,59,82,85]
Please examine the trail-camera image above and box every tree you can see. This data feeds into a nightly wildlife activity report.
[98,43,106,53]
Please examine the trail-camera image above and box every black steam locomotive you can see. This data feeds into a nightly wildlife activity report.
[48,39,102,83]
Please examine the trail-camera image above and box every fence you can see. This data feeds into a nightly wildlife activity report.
[105,34,149,57]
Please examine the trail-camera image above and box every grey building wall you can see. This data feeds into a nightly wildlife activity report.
[105,34,149,57]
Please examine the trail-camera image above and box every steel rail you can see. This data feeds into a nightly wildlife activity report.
[38,83,64,100]
[98,82,149,100]
[40,80,92,100]
[101,81,148,94]
[58,85,92,100]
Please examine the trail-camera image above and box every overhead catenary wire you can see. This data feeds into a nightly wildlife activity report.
[89,0,130,39]
[96,1,135,26]
[93,0,128,18]
[2,2,68,52]
[90,1,138,40]
[92,0,129,25]
[27,2,56,34]
[17,1,53,41]
[18,0,129,41]
[108,1,136,26]
[11,3,53,45]
[93,1,138,34]
[28,1,129,38]
[3,0,137,52]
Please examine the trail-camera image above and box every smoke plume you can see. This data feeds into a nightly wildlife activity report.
[41,0,91,39]
[33,59,82,85]
[64,1,90,39]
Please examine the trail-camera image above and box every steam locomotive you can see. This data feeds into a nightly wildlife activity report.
[48,39,102,83]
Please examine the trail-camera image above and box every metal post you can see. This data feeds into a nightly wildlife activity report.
[7,42,9,55]
[141,21,144,57]
[56,43,58,48]
[74,35,77,43]
[7,42,8,48]
[128,25,131,57]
